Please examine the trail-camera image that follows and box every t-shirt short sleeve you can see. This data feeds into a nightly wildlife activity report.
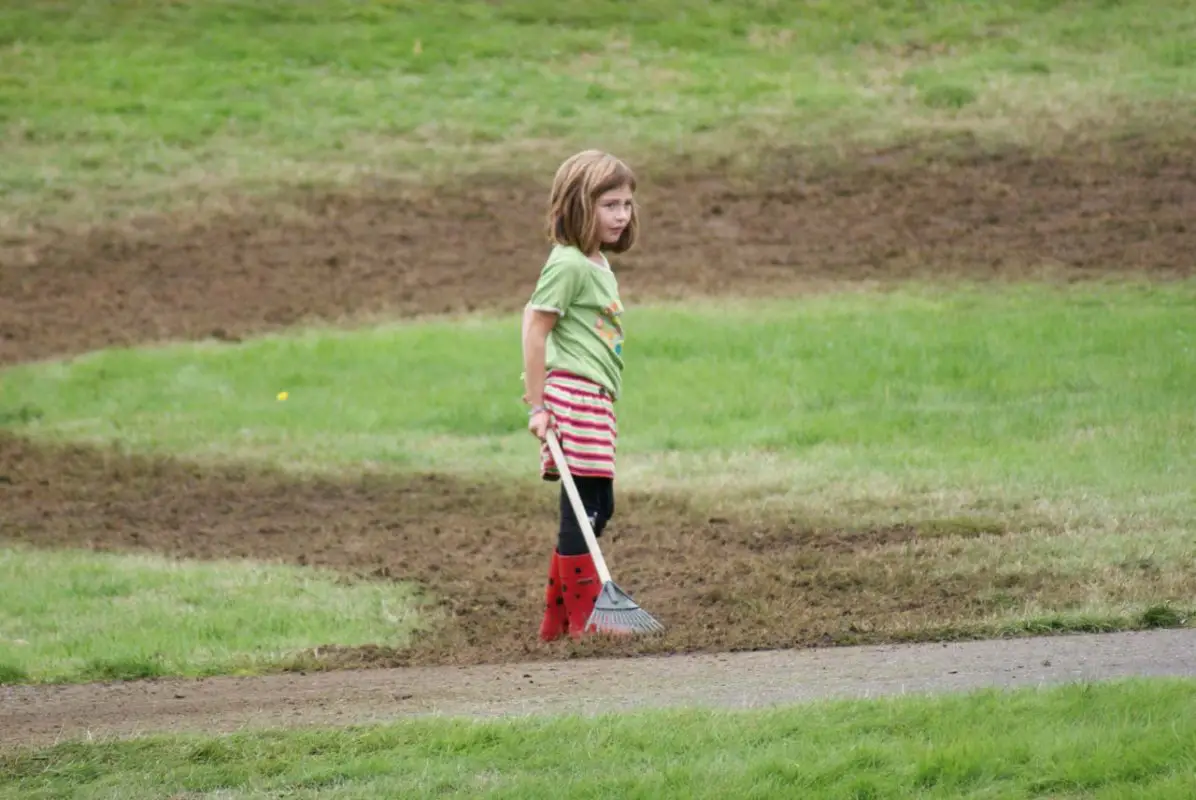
[528,256,584,316]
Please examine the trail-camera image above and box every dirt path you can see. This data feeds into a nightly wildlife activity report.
[3,628,1193,749]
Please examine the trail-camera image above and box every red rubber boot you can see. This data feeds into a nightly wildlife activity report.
[538,550,568,642]
[558,552,602,639]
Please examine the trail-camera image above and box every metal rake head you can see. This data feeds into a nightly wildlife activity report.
[585,581,665,636]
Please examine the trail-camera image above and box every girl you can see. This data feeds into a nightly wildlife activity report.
[521,149,639,641]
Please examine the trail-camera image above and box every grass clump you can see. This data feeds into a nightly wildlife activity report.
[0,545,426,684]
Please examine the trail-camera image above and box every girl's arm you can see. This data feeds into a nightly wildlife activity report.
[522,306,558,409]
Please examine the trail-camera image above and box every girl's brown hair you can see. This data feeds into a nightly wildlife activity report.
[547,149,639,255]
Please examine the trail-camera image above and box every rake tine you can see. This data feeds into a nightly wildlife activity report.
[585,581,665,636]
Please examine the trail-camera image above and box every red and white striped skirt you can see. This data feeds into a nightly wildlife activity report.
[539,370,617,481]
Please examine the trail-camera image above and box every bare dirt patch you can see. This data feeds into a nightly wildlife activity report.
[0,432,1096,672]
[2,137,1193,366]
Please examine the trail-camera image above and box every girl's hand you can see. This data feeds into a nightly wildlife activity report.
[528,408,552,440]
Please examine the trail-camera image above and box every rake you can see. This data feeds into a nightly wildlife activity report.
[545,429,665,636]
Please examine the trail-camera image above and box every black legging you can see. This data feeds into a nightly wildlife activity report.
[558,476,615,556]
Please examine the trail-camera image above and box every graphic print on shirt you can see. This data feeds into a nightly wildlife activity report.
[594,299,624,356]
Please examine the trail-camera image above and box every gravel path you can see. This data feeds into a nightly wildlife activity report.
[3,628,1193,749]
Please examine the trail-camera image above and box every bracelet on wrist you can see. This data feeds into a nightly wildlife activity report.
[528,404,546,416]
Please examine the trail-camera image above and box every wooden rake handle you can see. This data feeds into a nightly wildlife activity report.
[544,429,613,585]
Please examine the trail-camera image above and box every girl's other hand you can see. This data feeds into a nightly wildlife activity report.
[528,409,552,440]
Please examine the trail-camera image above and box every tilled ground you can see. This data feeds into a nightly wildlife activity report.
[2,137,1192,366]
[1,432,1004,668]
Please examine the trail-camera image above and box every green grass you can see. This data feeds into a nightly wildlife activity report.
[3,282,1194,531]
[0,545,426,684]
[3,679,1195,798]
[2,0,1194,229]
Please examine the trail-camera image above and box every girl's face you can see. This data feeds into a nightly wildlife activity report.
[595,184,634,245]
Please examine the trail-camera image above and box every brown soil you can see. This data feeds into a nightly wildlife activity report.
[1,136,1195,748]
[0,431,1009,669]
[2,137,1192,367]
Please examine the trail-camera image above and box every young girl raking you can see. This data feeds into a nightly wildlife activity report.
[521,149,638,641]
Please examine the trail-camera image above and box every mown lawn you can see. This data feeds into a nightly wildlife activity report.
[0,545,427,685]
[4,284,1193,531]
[3,0,1194,228]
[3,679,1195,798]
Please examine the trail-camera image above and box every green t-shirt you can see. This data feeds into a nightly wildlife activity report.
[528,244,625,399]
